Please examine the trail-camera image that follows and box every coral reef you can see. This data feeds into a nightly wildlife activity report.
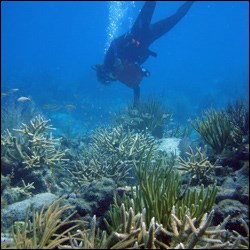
[1,115,69,196]
[1,193,58,231]
[213,163,249,235]
[1,115,67,169]
[68,201,248,249]
[226,99,249,146]
[192,108,233,154]
[115,98,172,138]
[1,95,39,133]
[2,196,249,249]
[1,98,248,249]
[177,146,221,185]
[1,115,68,170]
[67,125,156,186]
[1,198,83,249]
[164,122,193,138]
[106,148,218,229]
[2,179,35,204]
[80,177,116,217]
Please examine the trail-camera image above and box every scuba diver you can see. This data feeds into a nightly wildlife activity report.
[93,1,195,107]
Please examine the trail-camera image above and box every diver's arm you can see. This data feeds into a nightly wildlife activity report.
[133,85,140,108]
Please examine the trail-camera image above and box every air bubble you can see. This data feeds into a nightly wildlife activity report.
[104,1,136,54]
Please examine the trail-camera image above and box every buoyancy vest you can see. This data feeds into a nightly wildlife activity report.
[114,61,144,89]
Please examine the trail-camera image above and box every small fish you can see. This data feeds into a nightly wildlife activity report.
[1,92,8,97]
[9,88,19,93]
[51,106,62,111]
[42,104,52,109]
[42,104,62,110]
[17,96,31,102]
[65,104,76,110]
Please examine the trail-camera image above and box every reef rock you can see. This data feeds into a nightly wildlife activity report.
[82,177,116,216]
[214,199,249,235]
[216,164,249,204]
[1,193,58,230]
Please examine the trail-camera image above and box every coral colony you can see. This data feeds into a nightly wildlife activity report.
[1,99,249,249]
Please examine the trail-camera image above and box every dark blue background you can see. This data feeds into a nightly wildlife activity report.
[1,1,249,134]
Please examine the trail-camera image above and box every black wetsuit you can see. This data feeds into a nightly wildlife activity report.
[103,1,195,107]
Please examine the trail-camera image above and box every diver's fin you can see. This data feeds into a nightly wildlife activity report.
[148,49,157,57]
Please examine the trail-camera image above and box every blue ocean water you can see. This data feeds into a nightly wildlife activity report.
[1,1,249,135]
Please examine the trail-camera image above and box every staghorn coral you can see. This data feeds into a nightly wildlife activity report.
[64,200,164,249]
[3,199,248,249]
[191,108,233,154]
[69,155,133,187]
[64,200,249,249]
[177,146,221,185]
[68,125,156,186]
[8,179,35,200]
[159,206,230,249]
[1,114,69,170]
[1,115,69,195]
[115,97,172,138]
[91,125,155,158]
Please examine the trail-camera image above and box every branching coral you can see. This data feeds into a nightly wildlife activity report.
[115,98,172,138]
[191,109,233,154]
[177,146,221,185]
[13,179,35,198]
[1,115,69,170]
[68,125,156,186]
[226,99,249,146]
[1,115,69,194]
[69,155,133,187]
[159,206,230,249]
[3,198,248,249]
[130,147,217,227]
[1,95,38,133]
[2,134,248,249]
[65,201,248,249]
[91,126,155,157]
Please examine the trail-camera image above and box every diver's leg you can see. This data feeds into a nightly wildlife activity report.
[148,1,195,43]
[131,1,156,36]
